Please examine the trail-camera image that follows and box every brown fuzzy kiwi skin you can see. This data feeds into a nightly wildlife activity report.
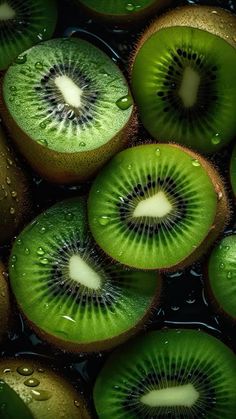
[16,274,162,354]
[74,0,174,27]
[132,5,236,67]
[0,358,91,419]
[0,126,32,245]
[0,90,137,184]
[0,261,10,342]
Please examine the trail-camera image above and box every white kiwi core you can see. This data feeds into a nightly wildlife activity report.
[140,383,199,407]
[133,191,172,218]
[178,66,200,108]
[54,75,83,108]
[0,2,16,20]
[69,254,101,290]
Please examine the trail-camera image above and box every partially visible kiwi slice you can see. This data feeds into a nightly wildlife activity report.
[76,0,173,25]
[0,0,57,70]
[9,198,161,352]
[230,144,236,197]
[88,143,229,270]
[207,234,236,322]
[1,37,135,184]
[94,329,236,418]
[0,126,31,245]
[0,358,90,418]
[0,261,10,343]
[131,6,236,153]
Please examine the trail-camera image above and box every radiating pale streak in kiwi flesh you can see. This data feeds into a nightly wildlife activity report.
[178,67,201,108]
[54,75,83,109]
[133,191,172,218]
[0,2,16,20]
[140,383,199,407]
[69,254,102,290]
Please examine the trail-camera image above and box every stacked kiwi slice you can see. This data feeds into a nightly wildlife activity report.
[88,143,229,270]
[0,126,31,245]
[8,197,161,352]
[0,261,10,343]
[0,358,90,418]
[0,0,57,71]
[131,6,236,153]
[94,329,236,418]
[1,37,135,183]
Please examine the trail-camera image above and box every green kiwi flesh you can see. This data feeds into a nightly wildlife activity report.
[0,358,90,419]
[0,0,57,70]
[9,197,161,352]
[1,37,134,183]
[208,234,236,321]
[131,15,236,153]
[88,143,228,270]
[94,329,236,418]
[0,261,10,343]
[0,126,31,245]
[230,144,236,197]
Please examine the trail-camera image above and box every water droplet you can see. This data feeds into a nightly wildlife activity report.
[31,389,52,401]
[113,385,120,390]
[37,247,45,256]
[25,248,30,255]
[16,239,22,246]
[219,262,225,270]
[40,258,49,265]
[15,54,27,64]
[227,272,232,279]
[171,306,180,311]
[211,133,221,145]
[40,227,46,234]
[11,191,17,198]
[10,207,15,215]
[6,177,11,185]
[126,3,135,12]
[37,139,48,146]
[98,216,110,226]
[24,378,40,387]
[35,62,44,70]
[79,142,86,147]
[7,158,13,166]
[74,400,80,408]
[211,10,218,14]
[65,212,75,221]
[186,298,196,304]
[11,255,17,262]
[191,159,200,167]
[17,366,34,376]
[217,191,223,201]
[3,369,11,374]
[37,368,45,373]
[39,121,47,129]
[116,94,133,110]
[127,164,132,170]
[155,148,161,156]
[10,86,17,92]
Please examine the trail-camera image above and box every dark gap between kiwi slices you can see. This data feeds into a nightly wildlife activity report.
[9,197,161,353]
[0,0,57,70]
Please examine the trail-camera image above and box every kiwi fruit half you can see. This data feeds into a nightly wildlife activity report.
[1,37,135,184]
[0,358,90,418]
[207,234,236,322]
[230,144,236,197]
[131,6,236,153]
[9,197,161,352]
[0,261,10,343]
[88,143,229,270]
[76,0,174,25]
[0,126,31,245]
[0,0,57,71]
[94,328,236,418]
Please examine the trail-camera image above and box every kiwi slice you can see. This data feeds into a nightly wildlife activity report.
[131,6,236,154]
[0,126,31,245]
[94,329,236,418]
[0,0,57,71]
[207,234,236,322]
[9,197,161,352]
[1,37,134,184]
[230,144,236,197]
[76,0,173,25]
[0,358,90,418]
[88,143,229,270]
[0,261,10,343]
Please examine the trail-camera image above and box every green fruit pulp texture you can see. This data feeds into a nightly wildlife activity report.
[208,235,236,319]
[9,198,160,345]
[0,380,33,419]
[79,0,156,15]
[88,144,217,269]
[3,37,133,153]
[94,329,236,418]
[230,145,236,196]
[132,26,236,153]
[0,0,57,70]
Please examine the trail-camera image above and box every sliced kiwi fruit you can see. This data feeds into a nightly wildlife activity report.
[94,329,236,418]
[88,143,229,270]
[1,37,135,184]
[75,0,174,25]
[9,197,161,352]
[0,126,31,245]
[0,261,10,343]
[131,6,236,154]
[207,234,236,322]
[230,144,236,197]
[0,358,90,418]
[0,0,57,71]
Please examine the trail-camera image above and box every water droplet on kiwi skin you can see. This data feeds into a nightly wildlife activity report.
[116,94,133,110]
[31,389,52,401]
[17,366,34,376]
[24,378,40,387]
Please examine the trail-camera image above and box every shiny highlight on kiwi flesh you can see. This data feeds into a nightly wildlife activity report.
[0,261,10,343]
[0,358,90,419]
